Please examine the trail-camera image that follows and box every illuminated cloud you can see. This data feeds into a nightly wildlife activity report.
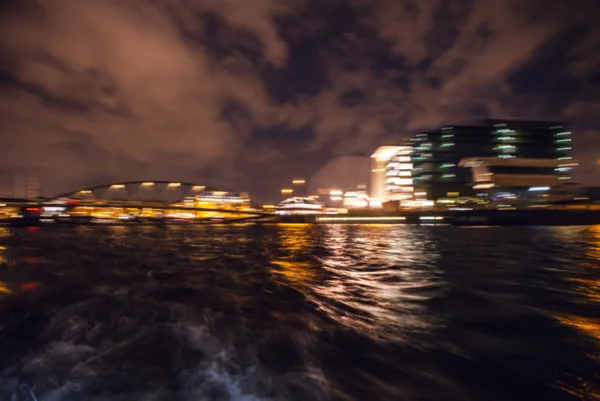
[0,0,598,200]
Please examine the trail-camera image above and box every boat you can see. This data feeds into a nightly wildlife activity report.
[275,197,324,215]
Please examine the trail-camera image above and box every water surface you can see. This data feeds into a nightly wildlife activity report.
[0,224,598,400]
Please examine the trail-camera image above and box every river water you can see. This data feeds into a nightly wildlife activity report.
[0,224,598,401]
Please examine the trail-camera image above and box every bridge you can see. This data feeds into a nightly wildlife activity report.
[0,181,273,225]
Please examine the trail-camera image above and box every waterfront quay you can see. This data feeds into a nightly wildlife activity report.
[3,178,600,227]
[5,204,600,227]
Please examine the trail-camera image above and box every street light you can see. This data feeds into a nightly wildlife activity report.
[292,179,305,185]
[281,188,293,195]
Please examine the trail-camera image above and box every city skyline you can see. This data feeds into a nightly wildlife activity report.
[1,0,599,203]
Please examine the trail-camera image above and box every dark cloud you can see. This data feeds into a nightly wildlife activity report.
[0,0,599,202]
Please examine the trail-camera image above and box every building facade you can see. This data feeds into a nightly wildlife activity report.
[458,157,573,207]
[410,120,572,200]
[0,173,40,199]
[370,146,413,203]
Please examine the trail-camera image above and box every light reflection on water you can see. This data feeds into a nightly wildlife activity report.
[0,224,598,400]
[310,225,443,342]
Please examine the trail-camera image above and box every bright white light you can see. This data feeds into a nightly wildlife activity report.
[528,186,550,192]
[371,146,411,162]
[368,200,382,208]
[43,207,66,212]
[398,163,413,170]
[474,183,495,189]
[330,190,343,196]
[317,216,406,222]
[401,200,434,208]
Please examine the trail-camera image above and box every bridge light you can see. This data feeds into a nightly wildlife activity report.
[110,184,125,189]
[79,190,92,194]
[292,179,305,185]
[141,182,154,186]
[168,183,181,187]
[281,189,293,194]
[192,186,205,191]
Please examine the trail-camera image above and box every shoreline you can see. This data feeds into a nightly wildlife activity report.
[4,209,600,227]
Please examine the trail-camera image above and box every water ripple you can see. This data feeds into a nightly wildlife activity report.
[0,224,598,400]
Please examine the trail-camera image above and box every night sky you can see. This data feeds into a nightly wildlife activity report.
[1,0,599,202]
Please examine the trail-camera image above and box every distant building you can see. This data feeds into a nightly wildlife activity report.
[581,187,600,201]
[26,176,40,198]
[0,173,40,199]
[0,173,13,198]
[370,146,413,202]
[459,157,576,206]
[410,120,573,200]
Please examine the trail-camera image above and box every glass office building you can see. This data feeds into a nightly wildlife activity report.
[410,120,572,200]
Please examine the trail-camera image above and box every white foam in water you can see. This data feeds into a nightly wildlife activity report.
[0,293,329,401]
[175,321,270,401]
[175,321,330,401]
